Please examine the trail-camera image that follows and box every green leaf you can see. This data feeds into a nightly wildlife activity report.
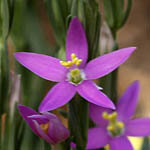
[0,42,10,115]
[103,0,114,29]
[0,0,15,40]
[44,0,69,47]
[114,0,125,29]
[119,0,132,28]
[103,0,132,35]
[1,0,10,40]
[84,0,101,60]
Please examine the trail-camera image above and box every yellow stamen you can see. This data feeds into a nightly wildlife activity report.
[105,144,110,150]
[76,59,82,66]
[117,122,124,129]
[102,112,109,119]
[71,53,76,59]
[60,53,82,68]
[40,123,49,134]
[102,112,125,137]
[72,57,78,64]
[108,112,117,121]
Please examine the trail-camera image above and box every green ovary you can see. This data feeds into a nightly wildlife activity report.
[69,69,83,85]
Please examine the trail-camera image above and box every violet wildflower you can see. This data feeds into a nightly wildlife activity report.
[14,17,136,112]
[18,105,70,144]
[87,81,150,150]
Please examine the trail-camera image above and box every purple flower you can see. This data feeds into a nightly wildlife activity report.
[87,81,150,150]
[18,105,70,144]
[14,17,136,112]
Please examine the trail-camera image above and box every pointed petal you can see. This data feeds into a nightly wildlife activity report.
[84,47,136,79]
[14,52,67,82]
[125,118,150,136]
[110,136,133,150]
[77,80,115,109]
[86,127,110,149]
[42,112,58,120]
[18,105,40,135]
[39,81,76,112]
[89,104,112,127]
[66,17,88,67]
[116,81,140,121]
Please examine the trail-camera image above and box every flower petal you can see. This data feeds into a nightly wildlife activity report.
[66,17,88,67]
[33,120,55,144]
[84,47,136,79]
[48,116,70,144]
[77,80,115,109]
[29,112,70,144]
[18,105,40,136]
[125,118,150,136]
[89,104,112,127]
[86,127,110,149]
[110,136,133,150]
[28,114,48,124]
[14,52,67,82]
[116,81,140,121]
[39,81,76,112]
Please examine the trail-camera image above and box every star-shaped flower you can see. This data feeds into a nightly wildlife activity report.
[18,105,70,144]
[87,81,150,150]
[14,17,136,112]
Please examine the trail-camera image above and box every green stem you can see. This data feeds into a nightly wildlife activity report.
[0,40,10,115]
[68,95,89,150]
[110,42,119,103]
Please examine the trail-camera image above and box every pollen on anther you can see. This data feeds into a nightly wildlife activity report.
[71,53,76,59]
[60,53,82,68]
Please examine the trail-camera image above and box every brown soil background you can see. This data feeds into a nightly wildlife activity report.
[117,0,150,117]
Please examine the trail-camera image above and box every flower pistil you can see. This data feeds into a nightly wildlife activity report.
[103,112,124,137]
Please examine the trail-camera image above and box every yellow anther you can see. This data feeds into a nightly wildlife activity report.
[71,53,76,59]
[108,112,117,121]
[72,57,78,64]
[117,122,124,129]
[112,112,117,118]
[105,144,110,150]
[67,61,73,66]
[60,53,82,68]
[40,123,49,134]
[102,112,109,119]
[60,61,65,65]
[76,59,82,66]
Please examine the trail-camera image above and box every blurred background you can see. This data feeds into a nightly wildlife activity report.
[117,0,150,118]
[98,0,150,117]
[1,0,149,150]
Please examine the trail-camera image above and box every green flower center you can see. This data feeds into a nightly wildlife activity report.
[67,68,85,85]
[103,112,125,137]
